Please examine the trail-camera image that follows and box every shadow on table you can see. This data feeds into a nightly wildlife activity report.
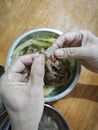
[66,83,98,102]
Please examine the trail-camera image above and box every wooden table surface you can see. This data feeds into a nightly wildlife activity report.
[0,0,98,130]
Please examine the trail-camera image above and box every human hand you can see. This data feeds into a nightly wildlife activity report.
[53,30,98,73]
[0,54,45,130]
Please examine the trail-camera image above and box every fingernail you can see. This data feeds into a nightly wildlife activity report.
[55,49,64,56]
[38,55,45,64]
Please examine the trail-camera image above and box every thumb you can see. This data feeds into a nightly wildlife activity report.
[55,47,89,60]
[29,54,45,88]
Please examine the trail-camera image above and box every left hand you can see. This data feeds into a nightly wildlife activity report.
[0,54,45,130]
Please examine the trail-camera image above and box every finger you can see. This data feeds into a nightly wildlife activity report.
[55,47,90,59]
[29,54,45,88]
[52,30,83,48]
[9,53,39,73]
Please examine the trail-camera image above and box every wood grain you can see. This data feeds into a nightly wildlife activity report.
[0,0,98,130]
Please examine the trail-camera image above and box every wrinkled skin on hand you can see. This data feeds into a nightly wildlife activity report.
[0,54,45,130]
[53,29,98,73]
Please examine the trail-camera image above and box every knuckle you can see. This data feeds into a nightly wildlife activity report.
[67,48,76,57]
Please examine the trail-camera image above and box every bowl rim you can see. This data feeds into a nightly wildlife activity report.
[45,63,81,102]
[6,28,63,66]
[6,28,81,102]
[43,104,70,130]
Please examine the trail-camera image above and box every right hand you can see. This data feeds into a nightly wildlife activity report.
[53,29,98,73]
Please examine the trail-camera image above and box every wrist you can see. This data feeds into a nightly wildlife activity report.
[7,108,39,130]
